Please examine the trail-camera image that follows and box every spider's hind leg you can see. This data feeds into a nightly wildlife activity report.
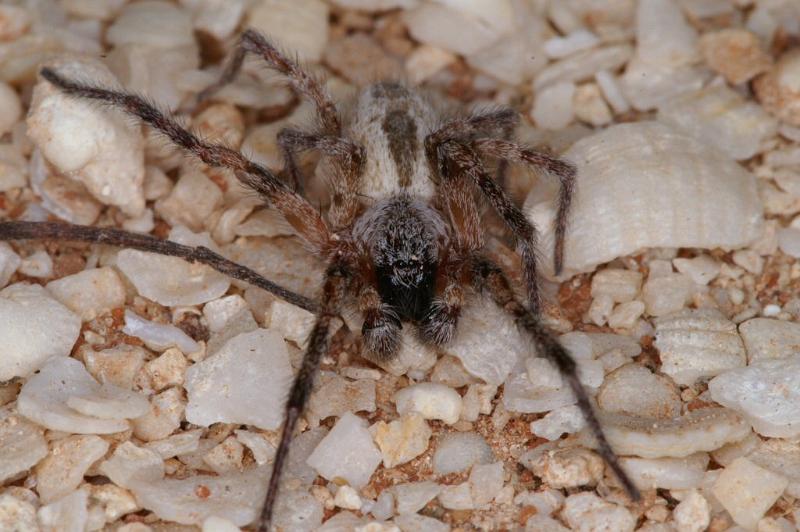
[469,255,641,502]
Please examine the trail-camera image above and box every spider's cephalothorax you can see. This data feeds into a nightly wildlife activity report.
[0,29,639,532]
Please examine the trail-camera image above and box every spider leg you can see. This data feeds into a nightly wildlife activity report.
[41,67,332,253]
[358,284,401,359]
[0,221,317,313]
[433,139,543,313]
[473,138,576,276]
[276,128,365,222]
[470,256,641,502]
[259,259,350,531]
[198,29,340,135]
[426,108,519,149]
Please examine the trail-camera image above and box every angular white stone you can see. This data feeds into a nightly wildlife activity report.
[129,466,269,526]
[642,273,693,317]
[523,446,603,490]
[145,429,203,459]
[654,308,746,386]
[35,435,110,503]
[107,0,194,48]
[247,0,329,62]
[307,412,382,489]
[46,267,126,321]
[37,488,89,532]
[83,344,147,389]
[118,226,230,307]
[391,481,441,515]
[154,171,223,232]
[530,404,586,441]
[0,413,47,484]
[620,453,709,491]
[0,493,38,532]
[394,383,462,425]
[123,309,200,354]
[203,295,249,333]
[597,363,681,419]
[371,412,431,469]
[235,430,275,466]
[672,490,710,532]
[438,482,473,511]
[186,329,292,430]
[99,441,165,488]
[268,299,316,346]
[0,242,21,288]
[18,249,52,278]
[709,357,800,438]
[432,432,494,475]
[0,283,81,380]
[17,357,130,434]
[561,492,635,532]
[591,269,643,303]
[712,457,788,530]
[441,295,526,385]
[131,387,186,441]
[309,373,375,425]
[27,57,145,216]
[469,462,504,507]
[531,81,576,130]
[738,318,800,363]
[672,255,720,285]
[333,485,361,510]
[404,3,505,57]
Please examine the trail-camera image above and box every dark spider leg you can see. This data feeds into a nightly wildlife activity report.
[198,29,340,135]
[473,138,576,276]
[436,139,543,314]
[259,260,350,531]
[470,256,641,502]
[40,67,332,252]
[358,284,401,359]
[418,259,465,346]
[0,221,317,313]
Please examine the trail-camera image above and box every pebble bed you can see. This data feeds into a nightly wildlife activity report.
[1,0,800,531]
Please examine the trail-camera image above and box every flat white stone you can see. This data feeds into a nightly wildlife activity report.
[308,373,375,425]
[394,383,462,425]
[0,283,81,381]
[185,329,292,430]
[99,441,165,488]
[66,381,150,420]
[441,295,526,385]
[709,357,800,438]
[17,357,130,434]
[712,457,788,530]
[46,267,126,321]
[129,466,269,526]
[0,242,21,288]
[597,363,681,419]
[591,269,643,303]
[391,480,441,515]
[530,404,586,441]
[371,413,431,468]
[432,432,494,475]
[469,462,504,507]
[35,435,109,503]
[268,299,316,347]
[0,413,47,484]
[117,226,230,307]
[37,488,89,532]
[306,412,382,489]
[145,429,203,459]
[123,309,200,354]
[620,453,709,491]
[560,492,635,532]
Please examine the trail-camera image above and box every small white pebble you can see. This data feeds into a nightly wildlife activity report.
[334,485,362,510]
[732,249,764,275]
[306,412,382,489]
[202,516,242,532]
[673,255,721,285]
[0,243,21,288]
[123,310,200,354]
[371,412,431,468]
[18,250,52,278]
[531,81,576,130]
[591,269,643,303]
[530,404,586,441]
[608,301,645,330]
[0,82,22,136]
[433,432,493,475]
[394,383,462,425]
[561,492,635,532]
[46,267,126,321]
[672,490,710,532]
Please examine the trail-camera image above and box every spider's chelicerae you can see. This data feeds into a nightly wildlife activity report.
[0,29,639,530]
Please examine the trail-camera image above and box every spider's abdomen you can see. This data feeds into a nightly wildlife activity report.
[354,195,447,322]
[348,82,438,201]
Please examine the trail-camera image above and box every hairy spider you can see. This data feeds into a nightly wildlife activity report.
[0,29,639,530]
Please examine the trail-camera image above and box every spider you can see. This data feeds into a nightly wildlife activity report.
[0,29,638,530]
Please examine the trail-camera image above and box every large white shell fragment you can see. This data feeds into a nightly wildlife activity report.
[117,226,230,307]
[596,363,681,419]
[654,308,746,386]
[580,408,751,459]
[527,122,763,278]
[27,57,145,217]
[0,413,48,484]
[306,412,382,489]
[17,357,130,434]
[709,357,800,438]
[185,329,292,430]
[0,283,81,381]
[657,85,778,161]
[129,466,269,526]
